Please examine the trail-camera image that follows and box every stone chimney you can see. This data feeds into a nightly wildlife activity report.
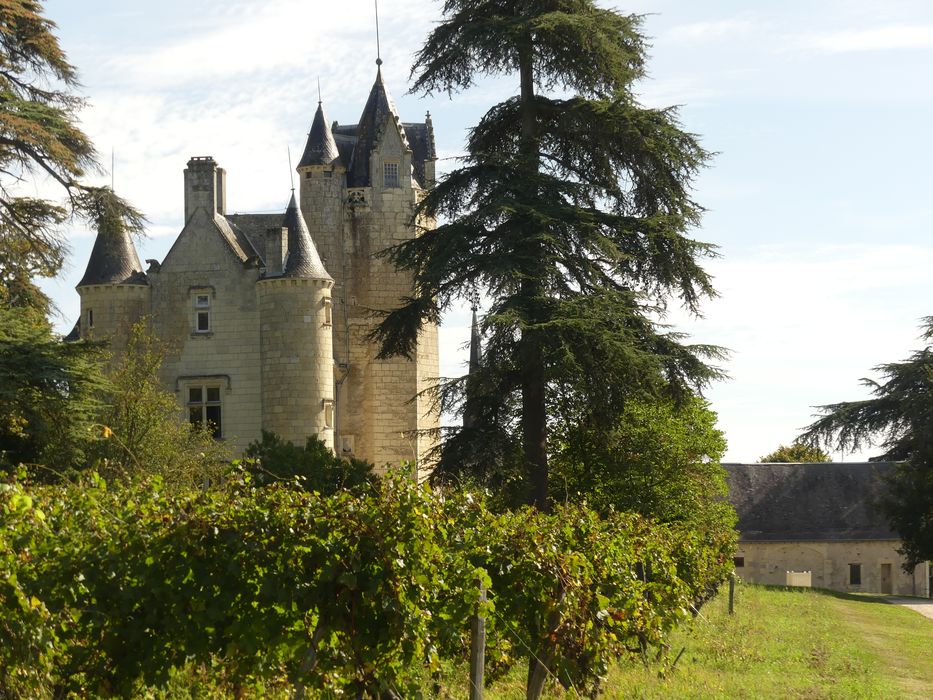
[265,226,288,277]
[215,167,226,215]
[183,156,219,222]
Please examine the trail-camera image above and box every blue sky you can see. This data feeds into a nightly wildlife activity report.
[38,0,933,462]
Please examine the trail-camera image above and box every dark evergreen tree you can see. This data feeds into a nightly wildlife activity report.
[0,1,145,471]
[801,318,933,569]
[0,0,142,311]
[372,1,723,510]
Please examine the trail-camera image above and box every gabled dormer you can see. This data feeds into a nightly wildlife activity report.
[348,65,413,190]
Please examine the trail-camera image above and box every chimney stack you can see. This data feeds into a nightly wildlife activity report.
[265,226,288,276]
[183,156,219,222]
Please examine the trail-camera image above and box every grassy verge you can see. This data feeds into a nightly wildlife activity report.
[445,582,933,699]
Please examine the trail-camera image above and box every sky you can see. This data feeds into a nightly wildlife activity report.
[37,0,933,463]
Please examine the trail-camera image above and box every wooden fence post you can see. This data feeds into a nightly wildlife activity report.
[728,573,735,615]
[470,579,487,700]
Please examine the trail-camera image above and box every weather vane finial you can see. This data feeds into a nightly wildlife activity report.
[317,76,321,103]
[374,0,382,66]
[287,146,294,192]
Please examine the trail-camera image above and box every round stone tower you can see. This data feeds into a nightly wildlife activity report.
[76,200,149,357]
[256,192,335,450]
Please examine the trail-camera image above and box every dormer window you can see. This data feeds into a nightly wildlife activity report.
[383,162,399,188]
[195,293,211,332]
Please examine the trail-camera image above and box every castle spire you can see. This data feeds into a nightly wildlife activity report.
[348,67,408,187]
[298,101,340,169]
[77,194,145,287]
[463,304,482,430]
[280,191,331,280]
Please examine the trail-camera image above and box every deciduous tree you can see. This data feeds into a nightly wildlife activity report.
[759,442,830,463]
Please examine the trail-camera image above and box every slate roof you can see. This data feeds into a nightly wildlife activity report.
[228,195,329,280]
[724,462,898,542]
[298,102,341,168]
[226,213,280,262]
[403,122,434,187]
[281,192,330,280]
[77,219,146,287]
[325,71,436,188]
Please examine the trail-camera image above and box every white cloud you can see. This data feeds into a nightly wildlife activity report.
[674,243,933,462]
[808,25,933,52]
[666,19,758,43]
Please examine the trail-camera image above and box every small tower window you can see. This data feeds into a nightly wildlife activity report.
[188,385,223,439]
[323,399,334,429]
[87,308,94,329]
[323,297,333,326]
[383,162,399,188]
[195,294,211,332]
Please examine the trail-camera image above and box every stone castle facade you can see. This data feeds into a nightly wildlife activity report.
[74,67,440,471]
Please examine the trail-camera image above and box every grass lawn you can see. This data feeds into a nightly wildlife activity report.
[459,582,933,699]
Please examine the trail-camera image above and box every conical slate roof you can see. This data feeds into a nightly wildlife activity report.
[77,214,146,287]
[298,102,340,168]
[349,67,409,187]
[469,308,481,374]
[280,192,331,280]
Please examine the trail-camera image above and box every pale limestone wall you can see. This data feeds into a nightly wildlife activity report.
[77,284,149,359]
[735,540,930,597]
[257,278,334,450]
[299,123,440,471]
[149,207,262,455]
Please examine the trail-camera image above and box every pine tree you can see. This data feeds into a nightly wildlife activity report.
[373,1,723,511]
[0,0,142,311]
[801,317,933,568]
[0,1,144,472]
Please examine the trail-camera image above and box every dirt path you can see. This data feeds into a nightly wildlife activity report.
[885,596,933,620]
[828,596,932,698]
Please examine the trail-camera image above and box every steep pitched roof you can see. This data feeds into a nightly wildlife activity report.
[724,462,898,542]
[77,214,146,287]
[348,67,409,187]
[403,118,436,187]
[298,102,341,168]
[280,192,331,280]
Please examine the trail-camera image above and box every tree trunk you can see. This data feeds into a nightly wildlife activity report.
[517,34,549,513]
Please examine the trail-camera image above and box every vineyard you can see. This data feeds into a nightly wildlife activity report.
[0,468,734,698]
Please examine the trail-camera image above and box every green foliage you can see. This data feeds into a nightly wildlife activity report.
[87,321,229,486]
[0,0,145,312]
[551,396,736,532]
[759,442,831,463]
[0,307,108,472]
[0,471,734,697]
[374,0,723,508]
[244,430,375,495]
[800,317,933,568]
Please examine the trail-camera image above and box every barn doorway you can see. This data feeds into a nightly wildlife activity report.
[880,563,892,594]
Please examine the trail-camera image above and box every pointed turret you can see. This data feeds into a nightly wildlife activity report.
[464,307,482,430]
[298,101,341,168]
[77,210,146,287]
[349,66,409,187]
[75,192,149,350]
[469,308,481,374]
[281,192,331,280]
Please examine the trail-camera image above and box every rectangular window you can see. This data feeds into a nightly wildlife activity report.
[194,294,211,332]
[849,563,862,585]
[323,399,334,429]
[383,162,399,188]
[323,297,333,326]
[87,308,94,328]
[187,384,222,438]
[733,557,745,568]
